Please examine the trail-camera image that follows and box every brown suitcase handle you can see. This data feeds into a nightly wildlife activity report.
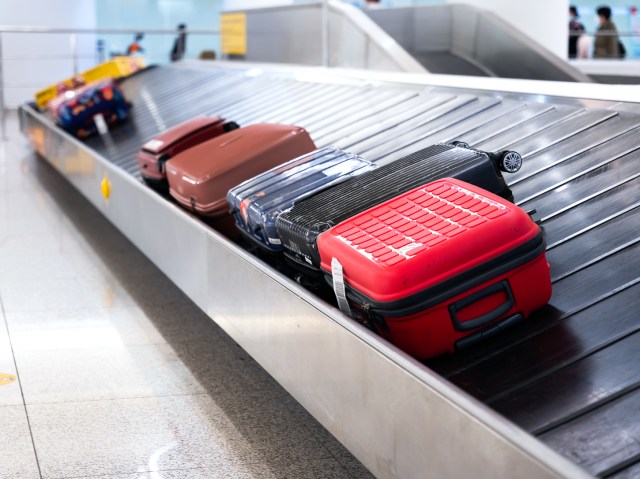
[449,280,514,332]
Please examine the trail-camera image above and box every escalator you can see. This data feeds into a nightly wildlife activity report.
[364,4,592,82]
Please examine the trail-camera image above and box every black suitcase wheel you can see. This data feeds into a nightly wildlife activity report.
[449,140,470,149]
[499,151,523,173]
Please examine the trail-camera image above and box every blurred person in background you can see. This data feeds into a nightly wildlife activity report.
[171,24,187,62]
[348,0,392,7]
[568,6,585,58]
[97,39,106,63]
[126,33,145,56]
[594,6,620,58]
[577,33,593,58]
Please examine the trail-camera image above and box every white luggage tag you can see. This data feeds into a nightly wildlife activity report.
[93,113,109,135]
[143,139,164,150]
[331,257,352,317]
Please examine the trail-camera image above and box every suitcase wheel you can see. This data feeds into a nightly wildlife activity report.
[294,273,323,291]
[449,140,471,149]
[498,151,523,173]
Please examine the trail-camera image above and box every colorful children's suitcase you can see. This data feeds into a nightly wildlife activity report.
[276,143,522,276]
[227,148,376,253]
[36,56,144,110]
[166,124,316,235]
[317,177,550,360]
[137,116,239,192]
[52,78,129,138]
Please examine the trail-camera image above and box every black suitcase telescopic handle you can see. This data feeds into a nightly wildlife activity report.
[448,280,514,332]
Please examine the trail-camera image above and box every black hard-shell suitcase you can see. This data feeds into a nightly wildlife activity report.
[275,143,522,275]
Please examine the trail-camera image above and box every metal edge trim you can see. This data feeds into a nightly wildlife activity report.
[185,60,640,104]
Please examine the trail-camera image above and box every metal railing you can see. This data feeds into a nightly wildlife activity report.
[0,26,221,140]
[2,9,639,140]
[223,0,424,72]
[569,30,640,59]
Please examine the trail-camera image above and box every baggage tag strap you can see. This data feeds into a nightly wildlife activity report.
[331,257,352,317]
[93,113,109,136]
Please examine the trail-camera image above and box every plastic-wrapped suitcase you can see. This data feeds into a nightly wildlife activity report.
[166,123,316,235]
[48,76,87,110]
[47,78,86,121]
[51,78,129,138]
[276,143,522,276]
[317,177,550,359]
[137,116,239,192]
[227,148,376,253]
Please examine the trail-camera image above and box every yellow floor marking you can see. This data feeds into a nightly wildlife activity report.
[0,373,16,387]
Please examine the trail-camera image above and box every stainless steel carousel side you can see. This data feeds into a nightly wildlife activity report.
[22,61,640,479]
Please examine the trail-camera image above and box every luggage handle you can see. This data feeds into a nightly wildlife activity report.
[449,280,514,332]
[157,154,170,174]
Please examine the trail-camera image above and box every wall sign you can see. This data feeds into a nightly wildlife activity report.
[221,13,247,55]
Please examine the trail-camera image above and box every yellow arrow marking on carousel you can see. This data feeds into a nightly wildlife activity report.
[101,174,111,200]
[0,373,16,387]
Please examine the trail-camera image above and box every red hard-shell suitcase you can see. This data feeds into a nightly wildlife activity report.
[317,178,551,359]
[137,115,239,191]
[166,123,316,235]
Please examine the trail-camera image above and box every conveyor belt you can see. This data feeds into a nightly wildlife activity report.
[29,63,640,477]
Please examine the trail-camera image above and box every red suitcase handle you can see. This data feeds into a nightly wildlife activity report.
[449,280,514,332]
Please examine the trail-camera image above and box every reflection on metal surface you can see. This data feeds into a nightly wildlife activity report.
[29,126,46,156]
[63,148,96,175]
[21,61,640,478]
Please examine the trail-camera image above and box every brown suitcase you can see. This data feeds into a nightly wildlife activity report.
[166,123,316,235]
[137,115,239,192]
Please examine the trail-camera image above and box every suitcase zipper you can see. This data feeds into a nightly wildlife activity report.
[360,303,390,333]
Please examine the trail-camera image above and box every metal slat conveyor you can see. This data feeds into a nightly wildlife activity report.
[19,61,640,479]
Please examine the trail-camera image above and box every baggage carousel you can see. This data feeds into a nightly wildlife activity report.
[19,61,640,479]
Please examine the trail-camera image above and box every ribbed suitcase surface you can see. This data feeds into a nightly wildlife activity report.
[276,144,512,269]
[227,148,375,252]
[317,178,550,359]
[321,180,521,287]
[140,116,224,155]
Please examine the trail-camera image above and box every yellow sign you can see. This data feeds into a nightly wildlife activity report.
[221,13,247,55]
[0,373,16,387]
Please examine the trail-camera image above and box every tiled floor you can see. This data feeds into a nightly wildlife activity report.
[0,113,374,479]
